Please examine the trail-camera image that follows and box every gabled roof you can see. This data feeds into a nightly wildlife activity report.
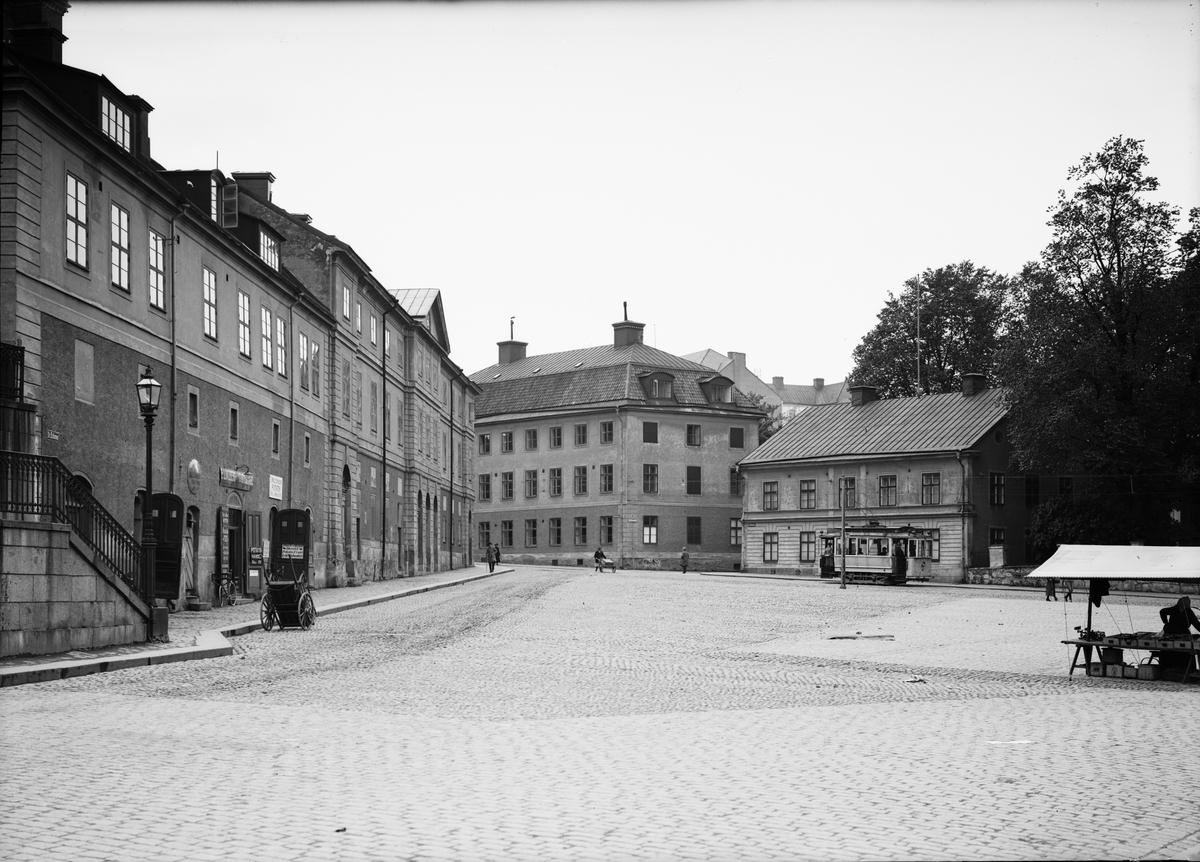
[778,380,850,407]
[472,342,714,382]
[741,388,1008,465]
[391,288,451,354]
[681,348,732,371]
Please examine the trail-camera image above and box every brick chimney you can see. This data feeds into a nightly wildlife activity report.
[813,378,824,390]
[772,376,784,391]
[613,320,644,348]
[497,340,527,364]
[850,385,878,407]
[727,351,746,365]
[231,172,275,202]
[962,373,986,397]
[4,0,69,64]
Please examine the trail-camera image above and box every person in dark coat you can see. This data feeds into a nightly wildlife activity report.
[594,547,605,571]
[680,548,690,575]
[1045,578,1058,601]
[485,544,496,573]
[1155,595,1200,675]
[891,542,908,581]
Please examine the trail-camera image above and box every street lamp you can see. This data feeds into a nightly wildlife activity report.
[136,368,162,631]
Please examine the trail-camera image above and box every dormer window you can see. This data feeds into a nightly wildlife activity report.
[651,379,672,398]
[102,97,131,152]
[259,230,279,270]
[699,375,734,403]
[640,372,676,401]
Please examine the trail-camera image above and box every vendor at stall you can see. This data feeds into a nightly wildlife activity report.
[1155,596,1200,675]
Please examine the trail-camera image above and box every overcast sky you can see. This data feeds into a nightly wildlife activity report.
[65,0,1199,383]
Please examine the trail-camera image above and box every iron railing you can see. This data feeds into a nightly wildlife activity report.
[0,451,146,603]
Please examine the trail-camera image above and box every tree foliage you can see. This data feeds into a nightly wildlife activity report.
[745,392,782,444]
[849,261,1010,398]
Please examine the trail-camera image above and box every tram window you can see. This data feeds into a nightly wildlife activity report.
[858,538,869,555]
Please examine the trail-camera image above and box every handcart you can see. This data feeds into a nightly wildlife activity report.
[260,566,316,631]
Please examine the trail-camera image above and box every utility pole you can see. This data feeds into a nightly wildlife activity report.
[839,476,847,590]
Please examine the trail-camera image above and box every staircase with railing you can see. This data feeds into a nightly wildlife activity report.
[0,450,147,604]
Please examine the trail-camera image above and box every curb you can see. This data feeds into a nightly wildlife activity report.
[1,568,508,689]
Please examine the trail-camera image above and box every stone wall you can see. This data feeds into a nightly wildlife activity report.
[964,565,1199,595]
[1,519,149,657]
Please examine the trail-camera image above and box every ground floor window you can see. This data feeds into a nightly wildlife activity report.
[574,517,587,545]
[730,518,742,546]
[686,516,701,545]
[500,520,513,548]
[524,519,538,547]
[919,529,941,560]
[600,515,614,544]
[763,532,779,563]
[549,517,562,546]
[643,515,658,544]
[800,531,816,562]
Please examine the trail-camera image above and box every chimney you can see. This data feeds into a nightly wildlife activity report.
[850,385,878,407]
[772,376,784,391]
[4,0,69,64]
[497,340,527,365]
[230,172,275,202]
[613,319,645,348]
[962,373,987,397]
[813,378,824,389]
[727,351,746,365]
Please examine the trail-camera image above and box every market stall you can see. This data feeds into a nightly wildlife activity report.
[1020,545,1200,683]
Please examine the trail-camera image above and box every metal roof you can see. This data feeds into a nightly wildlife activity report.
[741,388,1008,464]
[390,288,440,318]
[471,342,714,382]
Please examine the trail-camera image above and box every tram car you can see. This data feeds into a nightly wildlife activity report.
[817,525,935,585]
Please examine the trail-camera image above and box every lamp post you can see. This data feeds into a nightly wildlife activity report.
[136,368,162,633]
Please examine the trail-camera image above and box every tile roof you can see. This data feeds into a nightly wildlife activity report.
[778,380,850,406]
[741,388,1008,464]
[681,348,732,371]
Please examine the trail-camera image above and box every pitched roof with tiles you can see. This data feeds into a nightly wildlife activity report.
[741,388,1008,465]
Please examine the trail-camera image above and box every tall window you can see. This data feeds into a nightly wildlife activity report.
[370,315,378,346]
[500,520,513,548]
[478,474,491,502]
[276,318,287,375]
[549,467,563,497]
[600,516,614,545]
[643,422,658,443]
[299,333,309,389]
[501,471,514,500]
[763,481,779,511]
[311,341,320,397]
[989,527,1006,546]
[686,466,702,495]
[525,429,538,451]
[202,267,217,339]
[839,477,856,508]
[385,329,391,358]
[66,174,88,267]
[384,392,390,440]
[730,518,742,546]
[600,464,614,493]
[356,301,362,333]
[990,472,1005,506]
[261,308,273,369]
[730,469,744,496]
[548,518,562,547]
[501,431,514,453]
[478,522,491,549]
[228,404,239,442]
[799,479,816,509]
[800,532,816,562]
[643,516,658,545]
[687,424,702,446]
[643,464,658,494]
[601,421,614,444]
[574,466,588,495]
[879,475,897,507]
[525,469,538,498]
[479,434,491,455]
[259,231,279,270]
[101,97,131,151]
[763,532,779,563]
[524,519,538,547]
[686,517,701,544]
[729,427,745,449]
[237,292,251,357]
[549,426,563,449]
[148,231,166,309]
[342,285,351,320]
[921,473,941,505]
[210,177,218,221]
[369,381,378,434]
[574,517,587,545]
[574,423,588,446]
[110,204,130,289]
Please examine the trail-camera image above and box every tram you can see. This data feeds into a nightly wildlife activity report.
[817,525,936,585]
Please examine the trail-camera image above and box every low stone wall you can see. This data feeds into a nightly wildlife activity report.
[1,519,149,658]
[965,565,1199,595]
[485,552,742,572]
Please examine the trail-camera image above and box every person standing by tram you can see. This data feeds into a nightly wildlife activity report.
[891,540,908,581]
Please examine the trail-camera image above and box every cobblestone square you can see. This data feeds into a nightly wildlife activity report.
[2,568,1197,861]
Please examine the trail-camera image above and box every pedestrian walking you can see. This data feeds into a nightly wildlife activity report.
[594,547,605,572]
[1063,580,1073,602]
[680,547,689,575]
[486,544,496,573]
[1045,578,1058,601]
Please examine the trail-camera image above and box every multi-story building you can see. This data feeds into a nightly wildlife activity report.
[684,349,850,421]
[470,318,765,571]
[770,376,850,419]
[736,374,1029,581]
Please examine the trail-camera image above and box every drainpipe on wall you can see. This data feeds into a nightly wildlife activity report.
[380,304,390,579]
[167,202,187,494]
[286,293,300,507]
[448,372,454,572]
[957,450,968,581]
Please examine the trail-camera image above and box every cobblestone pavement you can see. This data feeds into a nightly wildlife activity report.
[2,568,1197,862]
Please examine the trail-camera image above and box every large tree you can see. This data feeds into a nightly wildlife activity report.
[999,136,1200,545]
[849,261,1010,398]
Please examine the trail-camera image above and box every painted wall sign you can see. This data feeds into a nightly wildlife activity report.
[269,474,283,500]
[219,467,254,491]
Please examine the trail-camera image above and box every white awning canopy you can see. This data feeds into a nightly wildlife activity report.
[1021,545,1200,582]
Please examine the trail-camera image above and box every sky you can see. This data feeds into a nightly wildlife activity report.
[64,0,1199,383]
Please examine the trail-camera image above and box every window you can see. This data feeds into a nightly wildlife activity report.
[839,477,857,508]
[643,464,659,494]
[686,517,701,545]
[650,379,672,398]
[729,427,745,449]
[989,527,1006,546]
[385,329,391,358]
[370,315,377,346]
[525,429,538,451]
[66,174,88,267]
[574,517,587,545]
[798,532,816,563]
[228,404,239,443]
[879,475,897,507]
[311,341,320,397]
[920,529,941,560]
[600,463,614,494]
[202,268,218,339]
[342,285,351,320]
[643,421,658,444]
[798,479,816,509]
[148,230,166,310]
[686,466,701,496]
[101,96,131,151]
[921,473,941,505]
[600,516,614,545]
[479,434,491,455]
[299,333,309,389]
[501,520,513,548]
[1024,474,1040,509]
[369,382,378,434]
[271,420,280,455]
[303,432,311,466]
[525,469,538,498]
[384,392,390,440]
[549,426,563,449]
[109,204,130,289]
[600,421,614,444]
[478,522,491,549]
[501,471,514,500]
[763,481,779,511]
[730,469,744,496]
[730,518,742,546]
[237,292,251,358]
[574,466,588,495]
[524,519,538,547]
[710,384,729,403]
[501,431,514,453]
[763,532,779,563]
[643,516,658,545]
[276,318,287,376]
[260,308,273,368]
[478,474,491,502]
[356,301,362,333]
[548,518,562,547]
[574,424,588,446]
[990,472,1005,506]
[549,468,562,497]
[686,424,702,447]
[188,388,199,429]
[259,230,279,270]
[1059,477,1073,498]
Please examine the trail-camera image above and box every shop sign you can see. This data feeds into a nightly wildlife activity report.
[219,467,255,491]
[269,474,283,500]
[281,544,304,560]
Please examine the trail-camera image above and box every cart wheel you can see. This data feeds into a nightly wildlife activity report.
[298,592,316,630]
[260,593,275,631]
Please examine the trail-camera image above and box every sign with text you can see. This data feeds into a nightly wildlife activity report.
[219,467,254,491]
[269,474,283,500]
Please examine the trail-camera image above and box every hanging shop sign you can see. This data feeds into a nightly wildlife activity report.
[219,467,255,491]
[269,474,283,500]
